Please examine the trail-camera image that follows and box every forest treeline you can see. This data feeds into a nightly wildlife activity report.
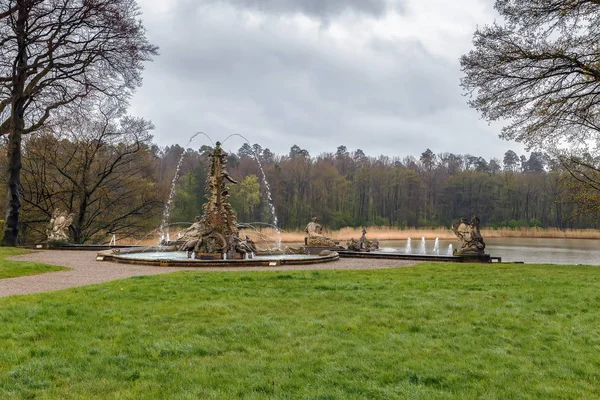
[167,143,598,232]
[4,128,599,244]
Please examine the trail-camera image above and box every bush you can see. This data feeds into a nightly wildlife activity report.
[529,218,543,228]
[503,219,530,228]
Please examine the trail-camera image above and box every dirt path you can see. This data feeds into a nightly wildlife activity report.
[0,250,417,298]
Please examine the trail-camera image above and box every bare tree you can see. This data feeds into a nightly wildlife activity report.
[0,0,157,245]
[461,0,600,148]
[19,105,162,243]
[461,0,600,212]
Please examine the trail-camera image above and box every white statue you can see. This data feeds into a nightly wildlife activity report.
[47,209,75,242]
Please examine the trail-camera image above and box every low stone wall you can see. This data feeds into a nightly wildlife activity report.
[96,248,340,267]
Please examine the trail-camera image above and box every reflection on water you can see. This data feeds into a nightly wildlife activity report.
[381,238,600,265]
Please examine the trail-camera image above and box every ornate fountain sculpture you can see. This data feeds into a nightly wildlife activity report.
[451,216,486,255]
[179,142,255,259]
[346,228,379,252]
[46,209,75,242]
[178,215,204,242]
[304,217,339,247]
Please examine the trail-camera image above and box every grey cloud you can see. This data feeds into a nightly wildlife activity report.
[194,0,390,19]
[131,0,523,160]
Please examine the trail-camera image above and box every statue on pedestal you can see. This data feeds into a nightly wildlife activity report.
[451,216,485,255]
[346,227,379,252]
[304,217,338,247]
[47,209,75,242]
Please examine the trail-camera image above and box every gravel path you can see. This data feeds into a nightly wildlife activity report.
[0,250,417,298]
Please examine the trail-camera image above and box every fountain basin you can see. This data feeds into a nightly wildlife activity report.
[97,247,339,267]
[337,250,497,263]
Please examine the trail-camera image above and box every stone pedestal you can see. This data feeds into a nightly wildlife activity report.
[301,245,345,255]
[455,253,492,263]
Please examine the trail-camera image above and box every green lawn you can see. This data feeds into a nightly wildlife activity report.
[1,263,600,399]
[0,248,67,279]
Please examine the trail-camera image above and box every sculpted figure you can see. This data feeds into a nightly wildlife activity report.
[228,235,256,258]
[347,228,379,252]
[47,209,75,242]
[369,238,380,251]
[176,143,246,259]
[451,216,485,255]
[304,217,338,247]
[244,235,257,253]
[359,228,368,248]
[180,239,200,258]
[178,215,205,242]
[305,217,322,237]
[346,238,361,252]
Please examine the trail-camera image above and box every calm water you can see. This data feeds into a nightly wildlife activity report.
[380,238,600,265]
[117,251,317,261]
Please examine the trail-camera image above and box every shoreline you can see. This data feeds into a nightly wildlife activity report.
[127,227,600,246]
[241,227,600,243]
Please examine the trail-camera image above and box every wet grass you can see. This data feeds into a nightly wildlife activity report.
[0,248,67,279]
[1,263,600,398]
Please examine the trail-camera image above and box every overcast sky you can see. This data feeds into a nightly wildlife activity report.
[129,0,525,160]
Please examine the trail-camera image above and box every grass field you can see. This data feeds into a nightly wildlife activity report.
[0,248,67,279]
[1,263,599,399]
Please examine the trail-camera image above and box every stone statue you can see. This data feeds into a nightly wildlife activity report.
[346,227,379,252]
[47,209,75,242]
[177,215,205,242]
[451,216,485,255]
[368,238,380,251]
[228,235,257,258]
[346,238,361,251]
[360,228,367,245]
[304,217,339,247]
[244,235,257,253]
[177,142,255,259]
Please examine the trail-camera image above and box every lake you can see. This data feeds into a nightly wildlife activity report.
[379,238,600,265]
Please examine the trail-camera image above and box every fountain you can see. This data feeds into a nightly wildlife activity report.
[159,132,214,242]
[337,219,498,263]
[222,133,280,230]
[433,237,440,256]
[419,237,426,255]
[345,228,379,252]
[97,142,338,267]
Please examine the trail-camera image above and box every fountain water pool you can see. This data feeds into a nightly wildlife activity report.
[98,247,337,267]
[374,238,461,258]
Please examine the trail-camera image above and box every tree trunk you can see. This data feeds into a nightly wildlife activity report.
[3,130,23,246]
[3,2,28,246]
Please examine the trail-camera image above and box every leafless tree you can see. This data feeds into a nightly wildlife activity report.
[19,105,162,243]
[461,0,600,211]
[461,1,600,149]
[0,0,157,245]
